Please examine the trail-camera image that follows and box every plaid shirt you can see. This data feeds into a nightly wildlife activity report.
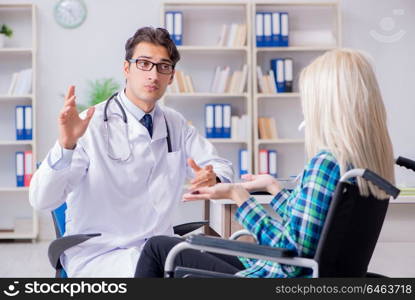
[235,150,340,278]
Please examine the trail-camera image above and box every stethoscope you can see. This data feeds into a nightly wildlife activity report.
[103,92,172,162]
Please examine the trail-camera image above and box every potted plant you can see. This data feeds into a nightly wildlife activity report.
[0,24,13,48]
[77,78,120,112]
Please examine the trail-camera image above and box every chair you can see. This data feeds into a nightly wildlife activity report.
[48,203,208,278]
[163,167,401,278]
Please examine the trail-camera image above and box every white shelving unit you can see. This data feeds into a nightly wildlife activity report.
[161,2,253,176]
[252,1,341,177]
[0,3,38,241]
[161,2,252,236]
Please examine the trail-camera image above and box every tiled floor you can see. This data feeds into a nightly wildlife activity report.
[0,240,413,277]
[0,240,54,277]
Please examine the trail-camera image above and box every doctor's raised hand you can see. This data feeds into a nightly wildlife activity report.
[58,85,95,150]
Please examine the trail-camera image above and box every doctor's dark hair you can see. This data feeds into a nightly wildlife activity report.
[125,27,180,66]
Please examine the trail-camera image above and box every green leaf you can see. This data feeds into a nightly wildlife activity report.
[0,24,13,38]
[87,78,120,106]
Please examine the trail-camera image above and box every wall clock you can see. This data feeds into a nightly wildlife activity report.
[54,0,87,29]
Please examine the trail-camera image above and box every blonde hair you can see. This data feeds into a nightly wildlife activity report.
[299,48,395,199]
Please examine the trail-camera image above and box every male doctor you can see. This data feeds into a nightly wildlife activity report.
[29,27,233,277]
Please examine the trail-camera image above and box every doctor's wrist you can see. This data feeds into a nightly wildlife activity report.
[59,139,77,150]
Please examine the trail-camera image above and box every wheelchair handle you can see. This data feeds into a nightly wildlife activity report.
[362,169,400,199]
[341,169,400,199]
[396,156,415,172]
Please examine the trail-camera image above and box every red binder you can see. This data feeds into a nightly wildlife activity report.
[24,150,33,187]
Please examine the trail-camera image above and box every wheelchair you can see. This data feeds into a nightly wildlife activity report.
[163,157,415,278]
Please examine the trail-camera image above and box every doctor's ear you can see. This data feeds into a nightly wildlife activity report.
[168,71,175,84]
[123,60,131,76]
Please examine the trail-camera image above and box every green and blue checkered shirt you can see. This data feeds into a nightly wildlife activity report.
[235,150,340,278]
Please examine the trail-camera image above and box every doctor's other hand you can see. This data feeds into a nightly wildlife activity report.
[238,174,282,195]
[188,158,217,189]
[58,85,95,150]
[183,183,250,207]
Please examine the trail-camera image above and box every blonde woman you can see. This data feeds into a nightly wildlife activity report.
[135,49,395,278]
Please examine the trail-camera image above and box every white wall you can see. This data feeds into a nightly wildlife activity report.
[342,0,415,186]
[4,0,415,240]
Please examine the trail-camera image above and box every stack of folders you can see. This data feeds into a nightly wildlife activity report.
[8,68,33,95]
[210,64,248,94]
[205,104,231,138]
[256,12,289,47]
[256,58,293,94]
[165,11,183,45]
[259,149,278,178]
[217,24,247,47]
[15,105,33,140]
[15,151,33,187]
[239,149,249,178]
[258,117,278,139]
[169,70,195,93]
[205,104,248,140]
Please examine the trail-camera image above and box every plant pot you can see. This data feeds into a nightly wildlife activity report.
[0,34,5,48]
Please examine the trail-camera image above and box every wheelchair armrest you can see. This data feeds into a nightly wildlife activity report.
[165,235,319,277]
[48,233,101,269]
[173,221,208,236]
[229,229,256,241]
[186,234,296,259]
[174,266,238,278]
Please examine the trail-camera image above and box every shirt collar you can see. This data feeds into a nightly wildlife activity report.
[119,89,156,123]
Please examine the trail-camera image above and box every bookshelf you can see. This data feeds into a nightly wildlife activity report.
[161,2,252,236]
[161,2,253,176]
[252,1,341,178]
[0,3,38,241]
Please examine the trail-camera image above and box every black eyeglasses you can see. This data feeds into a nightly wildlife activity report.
[128,59,174,75]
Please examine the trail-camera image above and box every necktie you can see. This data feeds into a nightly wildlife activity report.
[140,114,153,138]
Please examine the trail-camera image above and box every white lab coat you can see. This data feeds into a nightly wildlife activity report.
[29,93,233,277]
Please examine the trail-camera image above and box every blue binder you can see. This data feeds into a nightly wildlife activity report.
[268,150,278,178]
[173,12,183,46]
[222,104,231,139]
[214,104,223,138]
[272,12,281,46]
[271,58,286,93]
[165,11,174,37]
[16,151,24,187]
[255,12,264,47]
[239,149,248,178]
[15,106,25,140]
[284,58,293,93]
[280,12,289,47]
[24,105,32,140]
[263,12,272,47]
[205,104,215,138]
